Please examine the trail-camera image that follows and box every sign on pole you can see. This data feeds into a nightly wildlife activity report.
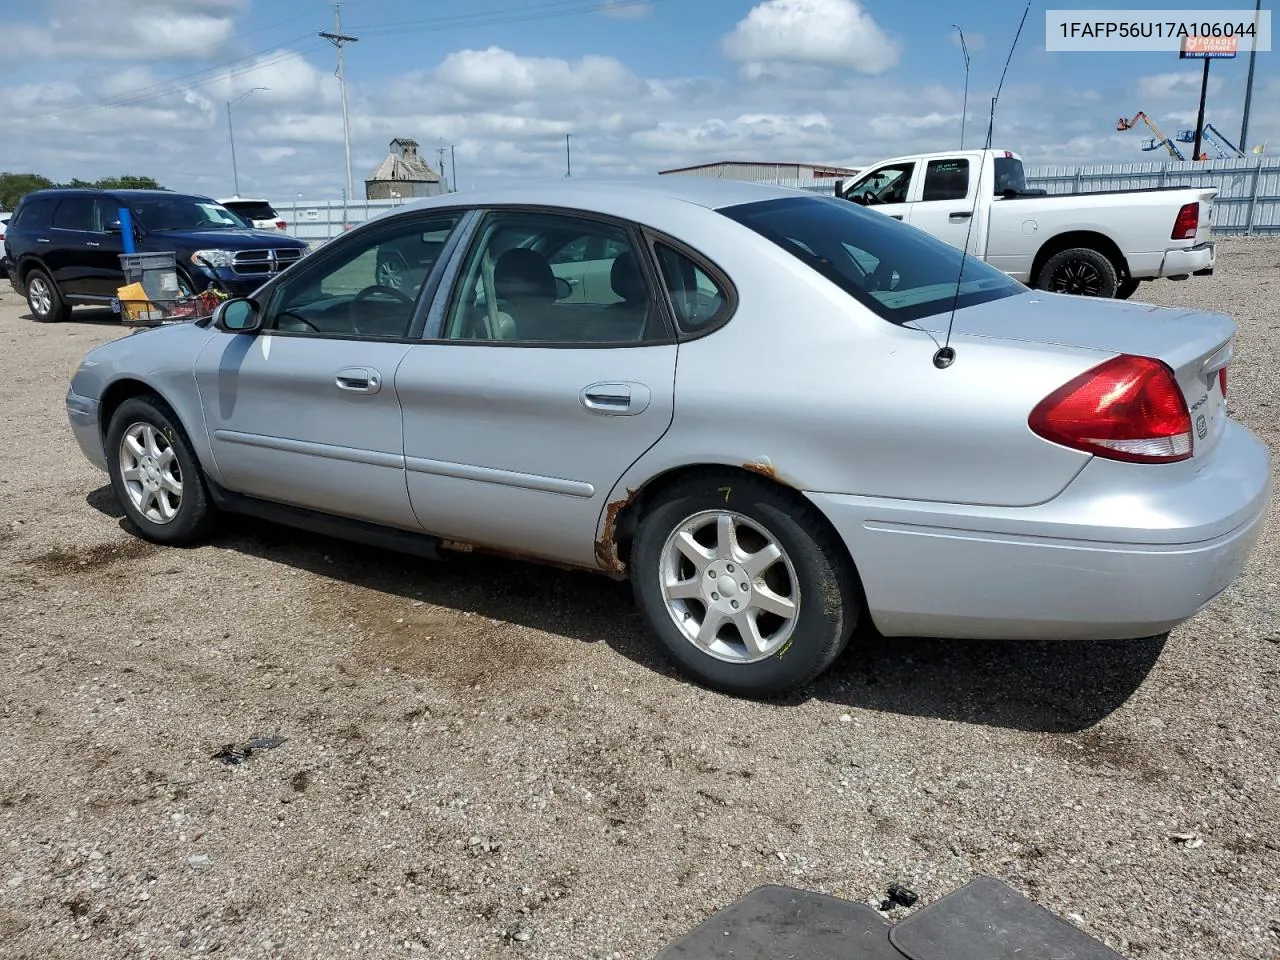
[1180,35,1239,57]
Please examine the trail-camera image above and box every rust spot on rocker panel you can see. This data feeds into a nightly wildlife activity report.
[594,488,638,579]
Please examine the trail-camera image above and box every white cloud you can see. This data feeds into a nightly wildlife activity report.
[1136,72,1225,99]
[8,0,246,62]
[721,0,901,75]
[950,29,985,52]
[598,1,653,18]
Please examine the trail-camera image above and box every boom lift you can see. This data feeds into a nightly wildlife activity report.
[1176,122,1244,159]
[1116,111,1186,161]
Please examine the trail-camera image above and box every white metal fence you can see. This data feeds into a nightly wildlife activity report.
[276,157,1280,240]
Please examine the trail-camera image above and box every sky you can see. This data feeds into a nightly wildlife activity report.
[1,0,1275,201]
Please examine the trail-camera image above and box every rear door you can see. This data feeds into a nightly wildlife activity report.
[47,197,100,296]
[396,207,678,567]
[905,157,981,255]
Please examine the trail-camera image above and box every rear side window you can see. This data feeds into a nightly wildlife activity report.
[11,198,56,230]
[653,242,731,336]
[921,159,970,201]
[52,197,98,231]
[994,157,1028,195]
[722,195,1022,325]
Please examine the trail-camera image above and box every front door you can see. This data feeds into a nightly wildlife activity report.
[192,211,465,529]
[904,157,980,254]
[397,208,679,567]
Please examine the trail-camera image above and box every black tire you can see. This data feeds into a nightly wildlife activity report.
[630,473,860,698]
[105,395,215,545]
[1115,277,1140,300]
[1035,247,1119,298]
[25,268,71,322]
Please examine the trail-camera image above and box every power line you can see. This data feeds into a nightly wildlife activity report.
[353,0,667,36]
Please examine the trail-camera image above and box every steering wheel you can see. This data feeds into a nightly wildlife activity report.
[352,284,415,307]
[274,309,320,332]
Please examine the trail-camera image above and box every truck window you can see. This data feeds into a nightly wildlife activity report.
[921,159,970,201]
[846,162,914,206]
[993,156,1028,195]
[721,195,1022,325]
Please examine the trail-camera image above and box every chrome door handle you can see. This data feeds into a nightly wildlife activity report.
[580,381,650,416]
[37,238,51,243]
[949,211,972,222]
[336,366,381,394]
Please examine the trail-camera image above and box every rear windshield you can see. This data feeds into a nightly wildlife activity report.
[994,156,1028,194]
[720,195,1023,325]
[224,201,278,221]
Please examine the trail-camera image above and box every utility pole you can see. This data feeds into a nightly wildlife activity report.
[1240,0,1262,152]
[1192,56,1211,160]
[565,134,572,177]
[438,144,447,191]
[226,87,267,197]
[320,3,358,205]
[450,144,457,193]
[952,25,970,149]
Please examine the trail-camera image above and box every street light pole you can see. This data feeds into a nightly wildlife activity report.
[1240,0,1262,152]
[227,87,268,197]
[952,25,970,150]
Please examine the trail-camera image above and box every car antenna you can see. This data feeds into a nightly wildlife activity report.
[935,0,1030,370]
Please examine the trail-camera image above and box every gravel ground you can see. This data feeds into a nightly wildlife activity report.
[0,243,1278,960]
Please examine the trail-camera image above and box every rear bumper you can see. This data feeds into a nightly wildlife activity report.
[808,420,1271,640]
[1157,241,1215,279]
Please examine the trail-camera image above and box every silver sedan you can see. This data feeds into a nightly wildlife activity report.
[64,178,1271,697]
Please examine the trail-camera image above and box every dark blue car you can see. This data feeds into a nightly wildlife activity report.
[3,188,309,322]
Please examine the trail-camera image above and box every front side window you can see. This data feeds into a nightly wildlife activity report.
[442,211,659,344]
[261,213,461,338]
[845,162,915,206]
[722,195,1023,325]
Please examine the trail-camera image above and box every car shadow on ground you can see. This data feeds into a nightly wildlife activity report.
[12,306,124,326]
[86,487,1165,734]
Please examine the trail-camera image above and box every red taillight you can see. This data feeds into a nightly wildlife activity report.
[276,220,288,230]
[1029,354,1193,463]
[1218,366,1227,397]
[1171,201,1199,240]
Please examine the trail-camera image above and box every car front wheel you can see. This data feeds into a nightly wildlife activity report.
[105,396,214,545]
[630,474,860,697]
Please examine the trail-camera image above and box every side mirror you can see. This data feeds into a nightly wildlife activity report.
[213,298,262,333]
[554,276,572,300]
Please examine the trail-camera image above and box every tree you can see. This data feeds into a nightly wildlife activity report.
[0,172,165,210]
[0,173,54,211]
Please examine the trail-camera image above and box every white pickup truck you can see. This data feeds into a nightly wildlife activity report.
[832,148,1217,299]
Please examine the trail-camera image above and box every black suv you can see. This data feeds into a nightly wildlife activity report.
[3,188,310,322]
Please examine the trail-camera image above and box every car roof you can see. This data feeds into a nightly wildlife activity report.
[392,176,814,220]
[220,197,273,204]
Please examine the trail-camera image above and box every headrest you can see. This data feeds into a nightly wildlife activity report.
[610,251,647,304]
[494,247,556,302]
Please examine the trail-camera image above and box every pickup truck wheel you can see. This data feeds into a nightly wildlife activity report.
[1116,278,1140,300]
[1036,248,1118,298]
[26,269,72,323]
[630,474,860,698]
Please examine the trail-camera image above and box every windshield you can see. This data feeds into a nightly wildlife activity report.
[721,195,1023,324]
[224,201,278,221]
[129,196,249,231]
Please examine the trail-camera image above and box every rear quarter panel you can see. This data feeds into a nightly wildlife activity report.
[601,208,1103,523]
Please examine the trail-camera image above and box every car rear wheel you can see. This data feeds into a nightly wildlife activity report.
[26,269,71,322]
[1115,277,1140,300]
[105,396,215,545]
[1036,247,1119,298]
[630,474,860,697]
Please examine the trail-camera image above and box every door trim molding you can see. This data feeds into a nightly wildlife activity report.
[404,455,594,498]
[213,429,404,469]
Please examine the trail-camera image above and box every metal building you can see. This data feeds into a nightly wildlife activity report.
[658,160,861,183]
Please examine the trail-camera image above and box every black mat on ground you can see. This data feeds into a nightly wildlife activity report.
[888,876,1126,960]
[655,884,902,959]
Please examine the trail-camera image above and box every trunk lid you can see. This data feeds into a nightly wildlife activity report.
[915,290,1234,458]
